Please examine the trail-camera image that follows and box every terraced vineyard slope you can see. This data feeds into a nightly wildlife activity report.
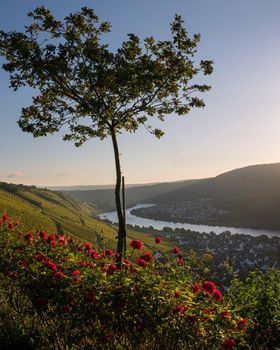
[0,182,171,250]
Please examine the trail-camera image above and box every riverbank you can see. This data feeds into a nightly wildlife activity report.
[99,204,280,238]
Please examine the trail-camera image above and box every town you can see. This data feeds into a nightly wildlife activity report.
[128,223,280,288]
[131,198,228,223]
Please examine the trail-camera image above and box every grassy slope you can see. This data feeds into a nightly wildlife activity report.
[0,188,56,232]
[0,183,171,251]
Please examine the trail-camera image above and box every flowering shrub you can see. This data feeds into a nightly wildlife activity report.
[0,214,259,349]
[226,269,280,349]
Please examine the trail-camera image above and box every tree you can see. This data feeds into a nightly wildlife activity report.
[0,7,213,261]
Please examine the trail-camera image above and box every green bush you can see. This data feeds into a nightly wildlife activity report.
[0,215,276,349]
[226,269,280,349]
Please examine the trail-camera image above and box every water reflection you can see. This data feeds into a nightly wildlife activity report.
[99,203,280,238]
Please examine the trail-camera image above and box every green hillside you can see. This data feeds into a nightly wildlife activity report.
[0,182,112,242]
[0,182,171,250]
[64,179,204,211]
[63,163,280,230]
[142,163,280,229]
[0,188,56,232]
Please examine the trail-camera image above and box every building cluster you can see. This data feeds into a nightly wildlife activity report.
[162,228,280,287]
[131,198,228,222]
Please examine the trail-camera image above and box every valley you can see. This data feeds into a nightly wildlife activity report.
[63,163,280,230]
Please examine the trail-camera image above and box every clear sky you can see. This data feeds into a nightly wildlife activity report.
[1,0,280,186]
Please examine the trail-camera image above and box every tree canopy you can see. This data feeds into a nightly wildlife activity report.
[0,6,213,258]
[0,6,213,144]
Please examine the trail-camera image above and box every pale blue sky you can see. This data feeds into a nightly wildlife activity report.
[1,0,280,185]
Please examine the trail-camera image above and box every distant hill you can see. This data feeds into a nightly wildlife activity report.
[63,163,280,230]
[47,183,153,191]
[63,179,204,211]
[140,163,280,229]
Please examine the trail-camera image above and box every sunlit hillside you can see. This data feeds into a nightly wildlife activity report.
[0,182,171,250]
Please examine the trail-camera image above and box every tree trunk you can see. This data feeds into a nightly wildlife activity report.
[111,130,126,261]
[122,175,127,258]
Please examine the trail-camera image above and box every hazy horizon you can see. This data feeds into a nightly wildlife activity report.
[3,161,279,188]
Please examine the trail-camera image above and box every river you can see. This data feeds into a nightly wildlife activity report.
[99,203,280,238]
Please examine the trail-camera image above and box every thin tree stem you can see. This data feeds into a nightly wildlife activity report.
[111,129,125,263]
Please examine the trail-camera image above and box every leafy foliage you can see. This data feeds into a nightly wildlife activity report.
[0,215,251,350]
[227,269,280,349]
[0,7,213,144]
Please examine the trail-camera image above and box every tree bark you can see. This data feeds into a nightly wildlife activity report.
[122,175,127,258]
[111,129,126,261]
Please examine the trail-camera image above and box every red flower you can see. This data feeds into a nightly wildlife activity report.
[91,251,99,259]
[72,278,81,284]
[177,259,184,265]
[34,253,47,262]
[35,296,48,308]
[172,247,179,254]
[220,310,230,318]
[48,234,56,241]
[85,242,92,251]
[202,281,216,294]
[24,233,35,241]
[0,219,4,225]
[128,266,137,273]
[204,309,213,315]
[130,240,143,250]
[50,240,57,247]
[58,236,67,245]
[221,338,237,349]
[2,214,9,221]
[39,231,48,240]
[55,271,65,279]
[71,270,80,276]
[122,259,131,265]
[213,288,223,301]
[175,291,181,298]
[155,236,161,244]
[140,251,153,262]
[237,319,248,329]
[105,249,113,257]
[18,258,29,268]
[45,260,57,272]
[84,291,96,303]
[8,222,13,229]
[107,263,118,274]
[173,305,184,314]
[191,284,201,293]
[137,258,147,267]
